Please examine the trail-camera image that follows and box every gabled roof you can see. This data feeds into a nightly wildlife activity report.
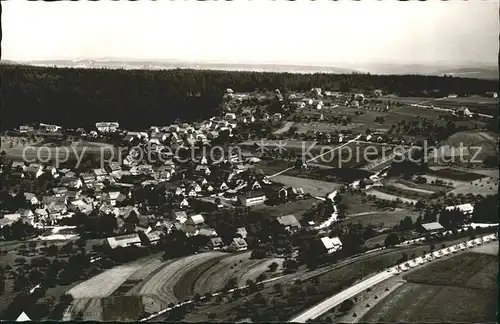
[16,311,31,322]
[421,222,444,231]
[277,215,301,228]
[236,227,248,238]
[106,233,142,249]
[210,236,223,245]
[189,214,205,225]
[241,190,266,199]
[320,236,342,250]
[232,237,248,248]
[445,203,474,213]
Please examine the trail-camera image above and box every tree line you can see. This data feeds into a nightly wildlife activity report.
[1,64,497,130]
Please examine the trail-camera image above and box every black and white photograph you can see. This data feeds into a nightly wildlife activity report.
[0,0,498,322]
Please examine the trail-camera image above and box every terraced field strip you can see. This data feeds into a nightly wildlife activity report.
[138,251,226,313]
[67,263,143,298]
[173,255,226,300]
[68,298,103,321]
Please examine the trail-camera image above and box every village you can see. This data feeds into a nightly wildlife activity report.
[0,87,498,322]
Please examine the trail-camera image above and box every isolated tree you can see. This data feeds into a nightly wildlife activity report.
[384,233,400,248]
[256,273,267,283]
[268,261,279,272]
[339,299,354,313]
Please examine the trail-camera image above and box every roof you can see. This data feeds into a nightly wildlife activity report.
[198,228,217,237]
[190,214,205,225]
[106,233,142,249]
[277,215,301,228]
[16,311,31,322]
[241,190,266,199]
[236,227,248,238]
[210,237,223,245]
[421,222,444,231]
[445,203,474,213]
[320,236,342,250]
[146,231,162,242]
[232,237,248,248]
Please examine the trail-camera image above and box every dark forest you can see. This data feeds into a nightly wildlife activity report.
[1,64,497,130]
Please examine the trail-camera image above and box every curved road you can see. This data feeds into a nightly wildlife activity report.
[289,233,497,323]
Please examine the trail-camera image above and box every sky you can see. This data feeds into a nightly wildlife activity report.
[2,0,499,67]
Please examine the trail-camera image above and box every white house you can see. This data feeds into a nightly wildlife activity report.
[238,191,266,207]
[319,236,343,254]
[95,122,119,133]
[445,203,474,215]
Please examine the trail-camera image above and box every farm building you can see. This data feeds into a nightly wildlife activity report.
[420,222,444,234]
[445,203,474,215]
[276,215,301,232]
[237,191,266,207]
[105,233,142,249]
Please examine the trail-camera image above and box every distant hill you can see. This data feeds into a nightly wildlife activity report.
[353,63,498,80]
[2,59,359,75]
[2,59,497,80]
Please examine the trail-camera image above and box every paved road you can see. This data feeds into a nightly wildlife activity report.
[289,233,497,323]
[290,271,395,323]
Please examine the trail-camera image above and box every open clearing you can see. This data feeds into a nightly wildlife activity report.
[1,135,117,162]
[428,167,487,182]
[271,175,342,197]
[252,198,316,219]
[365,188,418,205]
[361,283,496,323]
[361,251,497,323]
[67,262,146,298]
[447,176,498,196]
[345,208,419,228]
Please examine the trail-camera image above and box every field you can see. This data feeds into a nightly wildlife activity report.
[65,250,285,320]
[345,208,420,229]
[379,95,499,116]
[252,198,317,218]
[447,175,499,196]
[376,178,450,201]
[427,167,486,182]
[138,252,227,313]
[361,251,498,323]
[435,131,498,163]
[270,175,342,197]
[365,188,418,205]
[191,251,283,295]
[295,121,364,133]
[1,135,117,163]
[180,244,436,323]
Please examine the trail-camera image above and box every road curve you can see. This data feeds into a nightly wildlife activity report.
[289,271,395,323]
